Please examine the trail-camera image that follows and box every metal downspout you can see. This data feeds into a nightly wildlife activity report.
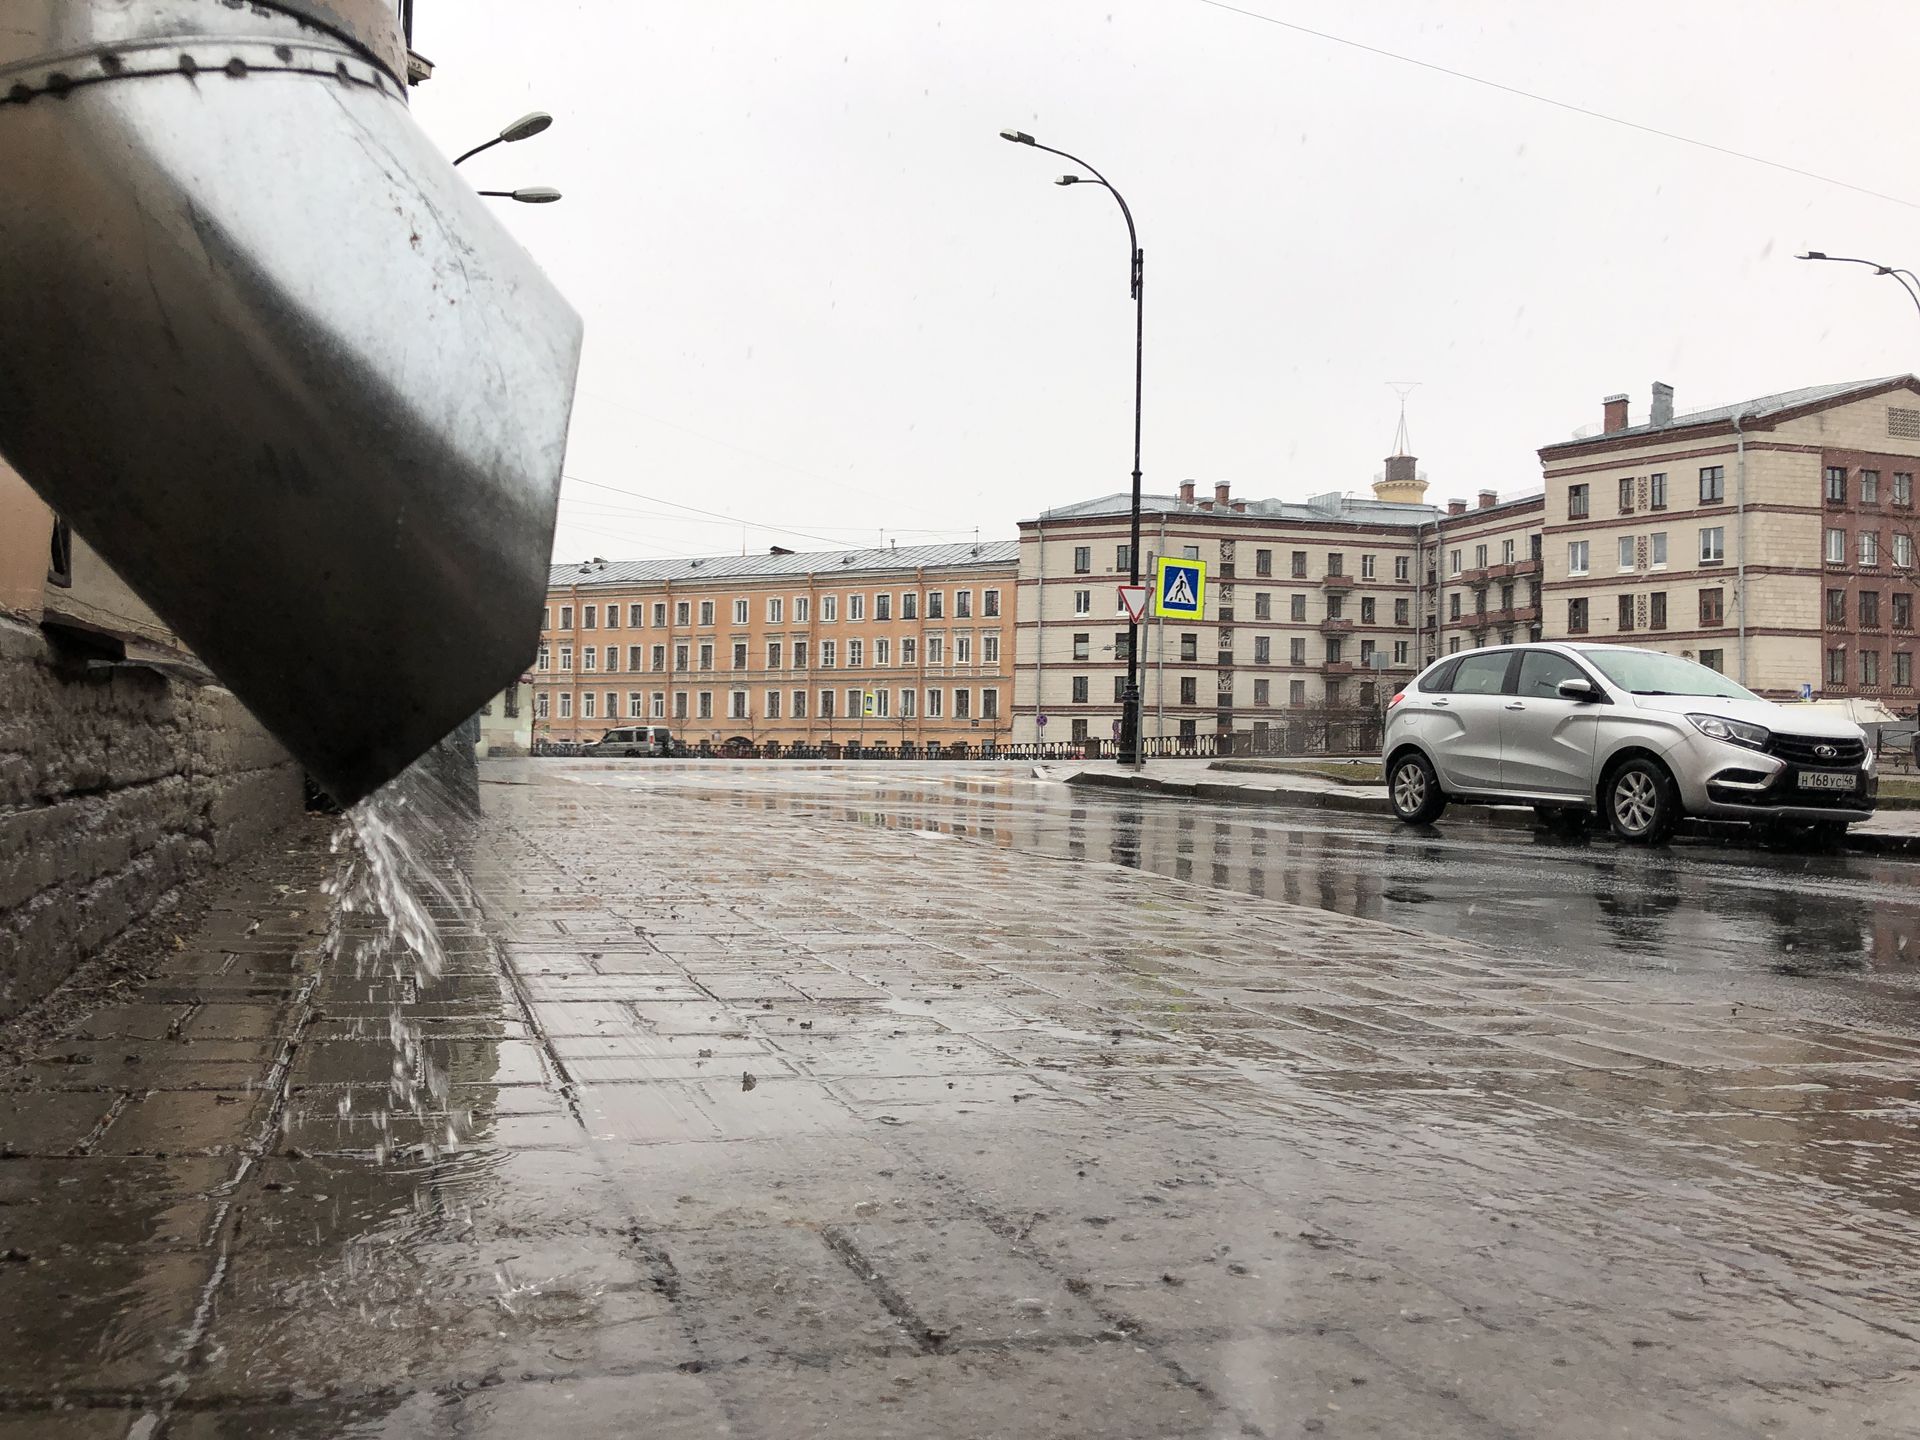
[1733,413,1749,684]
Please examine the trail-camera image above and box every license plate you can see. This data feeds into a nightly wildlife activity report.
[1798,770,1857,792]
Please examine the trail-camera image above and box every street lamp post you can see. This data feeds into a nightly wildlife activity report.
[1796,251,1920,321]
[453,111,554,167]
[1000,128,1146,769]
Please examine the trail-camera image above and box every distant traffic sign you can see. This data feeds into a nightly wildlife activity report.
[1117,584,1148,623]
[863,691,876,716]
[1154,556,1206,620]
[1801,681,1813,700]
[1036,714,1048,727]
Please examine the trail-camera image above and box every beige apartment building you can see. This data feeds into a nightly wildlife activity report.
[1015,478,1432,747]
[537,541,1018,750]
[1538,377,1920,703]
[1423,489,1546,662]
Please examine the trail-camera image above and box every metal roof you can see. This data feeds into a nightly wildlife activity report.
[1551,376,1912,447]
[1028,492,1442,528]
[552,538,1019,588]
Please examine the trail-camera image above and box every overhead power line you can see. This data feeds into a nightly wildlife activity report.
[1191,0,1920,212]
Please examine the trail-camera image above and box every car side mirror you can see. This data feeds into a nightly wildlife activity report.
[1557,677,1600,702]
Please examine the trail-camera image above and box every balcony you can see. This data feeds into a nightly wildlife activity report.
[1461,567,1492,586]
[1513,556,1542,576]
[1321,573,1355,592]
[1319,617,1354,634]
[1488,562,1518,580]
[1322,660,1355,676]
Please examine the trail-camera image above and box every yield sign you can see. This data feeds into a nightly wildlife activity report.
[1117,584,1149,623]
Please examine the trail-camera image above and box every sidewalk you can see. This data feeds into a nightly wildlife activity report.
[1047,758,1920,853]
[0,763,1917,1435]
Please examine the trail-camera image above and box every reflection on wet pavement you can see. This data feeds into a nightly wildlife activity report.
[0,759,1916,1437]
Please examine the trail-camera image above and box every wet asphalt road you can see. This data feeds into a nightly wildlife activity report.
[558,759,1920,1010]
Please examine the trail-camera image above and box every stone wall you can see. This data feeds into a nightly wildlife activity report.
[0,618,304,1018]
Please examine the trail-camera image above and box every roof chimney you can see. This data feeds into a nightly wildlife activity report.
[1650,381,1674,427]
[769,545,794,556]
[1477,489,1497,509]
[1178,479,1195,506]
[1603,393,1630,433]
[1213,481,1230,507]
[1447,499,1468,516]
[1230,499,1247,514]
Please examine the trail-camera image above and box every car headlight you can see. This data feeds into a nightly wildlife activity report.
[1687,713,1770,749]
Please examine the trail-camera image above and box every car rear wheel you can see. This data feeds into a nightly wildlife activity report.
[1388,752,1446,825]
[1605,759,1678,844]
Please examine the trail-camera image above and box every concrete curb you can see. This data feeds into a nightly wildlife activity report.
[1062,769,1918,854]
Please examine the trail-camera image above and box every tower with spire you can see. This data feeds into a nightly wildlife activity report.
[1372,383,1429,504]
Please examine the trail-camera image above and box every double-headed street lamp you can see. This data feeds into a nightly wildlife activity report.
[456,111,563,204]
[1796,251,1920,321]
[1000,128,1147,769]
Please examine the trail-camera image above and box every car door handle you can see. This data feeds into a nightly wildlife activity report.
[1431,699,1449,707]
[1504,702,1525,710]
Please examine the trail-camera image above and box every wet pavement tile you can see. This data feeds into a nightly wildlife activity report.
[444,1374,735,1439]
[0,1093,118,1154]
[0,1253,212,1392]
[0,1410,149,1439]
[93,1091,270,1155]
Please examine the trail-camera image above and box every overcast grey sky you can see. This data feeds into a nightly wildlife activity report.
[413,1,1920,564]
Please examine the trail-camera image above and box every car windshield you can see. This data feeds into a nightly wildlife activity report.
[1577,647,1756,700]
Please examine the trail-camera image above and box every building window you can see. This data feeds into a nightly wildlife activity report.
[1825,466,1848,504]
[926,592,943,619]
[794,690,808,718]
[1650,532,1667,568]
[952,688,970,718]
[1862,651,1881,686]
[1326,552,1345,577]
[873,593,891,622]
[1895,652,1913,687]
[1699,527,1725,565]
[582,648,597,672]
[847,639,864,667]
[729,690,747,719]
[1568,483,1589,519]
[535,692,550,719]
[1862,470,1881,504]
[1179,676,1198,705]
[674,643,690,671]
[875,638,890,666]
[1253,678,1270,706]
[848,688,863,718]
[733,598,749,624]
[1254,592,1272,620]
[1567,598,1589,634]
[1361,554,1376,580]
[628,692,644,718]
[581,693,596,719]
[1289,678,1307,705]
[981,688,999,719]
[1826,528,1847,564]
[1699,587,1724,627]
[1861,532,1881,567]
[1827,588,1848,625]
[768,640,785,669]
[650,644,666,672]
[1072,632,1090,661]
[1289,637,1306,665]
[1449,593,1462,620]
[1360,597,1376,623]
[1180,633,1198,662]
[652,603,667,627]
[820,640,836,668]
[1652,471,1671,508]
[1827,649,1846,685]
[558,605,574,629]
[1895,472,1913,506]
[1568,540,1590,576]
[955,590,973,619]
[822,595,838,622]
[605,646,620,672]
[557,693,572,718]
[766,689,782,719]
[927,636,944,664]
[1649,592,1667,630]
[1700,466,1725,503]
[537,643,550,671]
[731,641,746,670]
[1698,649,1724,674]
[697,690,712,719]
[984,589,1001,617]
[1395,555,1410,581]
[1618,477,1634,513]
[1473,543,1488,570]
[1112,675,1126,702]
[1861,590,1881,628]
[651,692,665,718]
[1073,546,1092,574]
[1290,594,1306,622]
[820,689,835,719]
[1118,546,1136,573]
[672,601,688,625]
[1114,630,1132,660]
[1895,534,1914,569]
[696,643,712,671]
[1617,536,1635,571]
[1073,589,1091,616]
[983,633,1001,663]
[1895,593,1913,629]
[1254,636,1271,663]
[848,594,865,621]
[1393,640,1410,665]
[629,645,644,671]
[1071,675,1089,703]
[1291,551,1308,578]
[559,645,574,671]
[1394,597,1410,625]
[1617,594,1635,631]
[1255,549,1273,576]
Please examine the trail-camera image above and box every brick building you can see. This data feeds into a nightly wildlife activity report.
[536,542,1018,750]
[1537,376,1919,703]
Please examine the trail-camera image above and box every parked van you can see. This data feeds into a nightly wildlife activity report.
[588,726,676,758]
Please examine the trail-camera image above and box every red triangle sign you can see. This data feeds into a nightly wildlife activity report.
[1117,584,1148,623]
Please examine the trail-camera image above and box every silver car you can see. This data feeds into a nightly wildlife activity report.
[1383,643,1877,842]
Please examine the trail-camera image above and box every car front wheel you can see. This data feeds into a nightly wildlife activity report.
[1605,758,1678,843]
[1388,752,1447,825]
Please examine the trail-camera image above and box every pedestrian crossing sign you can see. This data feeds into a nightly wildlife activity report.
[1155,556,1206,619]
[863,691,877,717]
